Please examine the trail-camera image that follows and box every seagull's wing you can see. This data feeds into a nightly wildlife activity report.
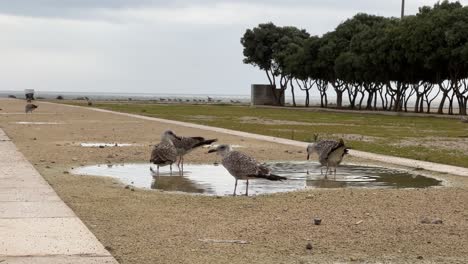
[150,142,177,164]
[317,140,341,163]
[222,151,260,177]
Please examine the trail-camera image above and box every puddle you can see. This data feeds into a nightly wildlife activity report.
[13,121,64,125]
[79,142,135,147]
[71,162,441,196]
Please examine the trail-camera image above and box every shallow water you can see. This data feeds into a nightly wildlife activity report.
[71,162,441,196]
[79,142,135,147]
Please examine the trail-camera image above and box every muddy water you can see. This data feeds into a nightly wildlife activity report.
[71,162,441,196]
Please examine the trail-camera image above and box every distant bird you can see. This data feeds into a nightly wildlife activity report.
[171,133,217,171]
[208,144,286,196]
[150,130,181,176]
[307,139,349,177]
[25,103,38,113]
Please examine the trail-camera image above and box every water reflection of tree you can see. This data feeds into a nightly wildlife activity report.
[151,175,205,194]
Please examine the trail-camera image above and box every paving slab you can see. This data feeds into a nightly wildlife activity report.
[0,129,118,263]
[0,256,117,264]
[0,201,75,218]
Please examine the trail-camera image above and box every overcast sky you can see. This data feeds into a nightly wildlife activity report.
[1,0,467,95]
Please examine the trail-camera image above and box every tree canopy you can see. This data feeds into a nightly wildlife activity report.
[240,0,468,115]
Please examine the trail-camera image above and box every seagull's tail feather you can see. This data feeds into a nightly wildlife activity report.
[251,174,287,181]
[192,138,218,149]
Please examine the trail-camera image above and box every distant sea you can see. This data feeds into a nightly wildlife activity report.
[1,90,456,112]
[0,90,323,105]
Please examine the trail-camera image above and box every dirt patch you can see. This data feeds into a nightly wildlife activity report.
[186,115,218,121]
[239,116,313,126]
[1,99,467,264]
[396,137,468,154]
[330,133,380,143]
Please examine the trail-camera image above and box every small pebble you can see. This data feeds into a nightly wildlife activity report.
[417,256,423,260]
[431,219,443,224]
[124,185,130,189]
[45,165,51,169]
[131,188,135,192]
[306,243,313,250]
[420,217,431,224]
[63,171,69,174]
[313,218,322,225]
[99,145,105,149]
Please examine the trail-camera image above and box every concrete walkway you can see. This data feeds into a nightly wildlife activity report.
[52,102,468,177]
[0,129,117,264]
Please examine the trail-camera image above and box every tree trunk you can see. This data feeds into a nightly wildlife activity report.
[336,90,343,108]
[290,81,296,107]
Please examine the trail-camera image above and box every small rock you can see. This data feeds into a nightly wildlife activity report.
[306,243,313,250]
[40,159,46,162]
[431,219,443,224]
[313,218,322,225]
[417,256,423,260]
[51,161,56,164]
[124,185,130,189]
[213,162,219,166]
[420,217,431,224]
[72,158,78,161]
[99,145,105,149]
[350,257,358,261]
[355,220,363,225]
[45,165,51,169]
[131,188,135,192]
[32,137,37,140]
[63,171,69,174]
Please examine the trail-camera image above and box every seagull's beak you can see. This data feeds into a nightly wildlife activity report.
[174,135,182,140]
[208,149,217,154]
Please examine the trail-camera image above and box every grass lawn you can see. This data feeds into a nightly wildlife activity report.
[65,101,468,168]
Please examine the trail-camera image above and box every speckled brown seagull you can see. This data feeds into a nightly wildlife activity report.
[307,139,349,177]
[150,130,181,176]
[25,103,38,113]
[171,133,217,171]
[208,144,286,196]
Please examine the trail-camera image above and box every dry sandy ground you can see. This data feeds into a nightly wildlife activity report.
[1,99,467,264]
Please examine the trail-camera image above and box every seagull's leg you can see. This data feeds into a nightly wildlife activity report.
[181,156,184,173]
[170,164,173,176]
[177,156,182,170]
[245,179,249,196]
[157,165,160,176]
[324,166,329,178]
[233,179,238,196]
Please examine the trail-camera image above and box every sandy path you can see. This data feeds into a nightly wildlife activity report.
[1,99,467,264]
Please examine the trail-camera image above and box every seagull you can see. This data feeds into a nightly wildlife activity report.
[171,133,217,172]
[307,139,349,177]
[25,103,38,113]
[150,130,181,176]
[208,144,286,196]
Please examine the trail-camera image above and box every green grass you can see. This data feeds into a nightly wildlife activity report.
[66,101,468,167]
